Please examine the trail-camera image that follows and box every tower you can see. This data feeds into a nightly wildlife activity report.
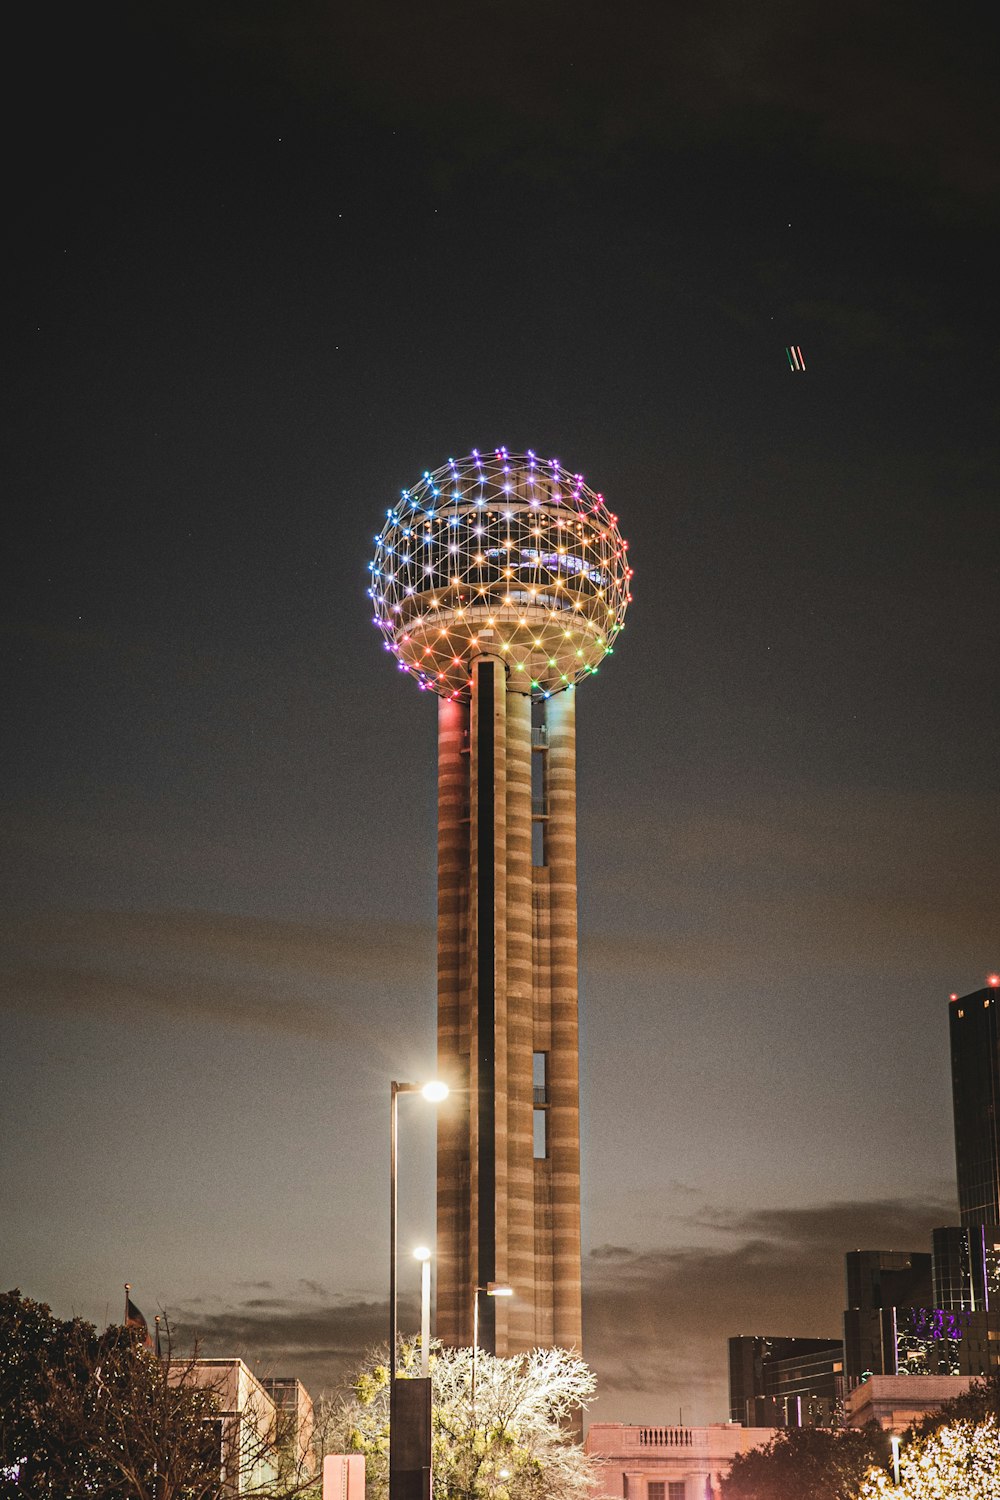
[369,448,632,1354]
[949,978,1000,1227]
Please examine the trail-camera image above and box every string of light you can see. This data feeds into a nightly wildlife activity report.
[368,448,633,700]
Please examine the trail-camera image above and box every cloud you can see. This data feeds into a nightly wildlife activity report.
[695,1196,958,1252]
[159,1193,958,1419]
[583,1193,956,1424]
[584,785,1000,980]
[165,1291,404,1397]
[0,909,434,1041]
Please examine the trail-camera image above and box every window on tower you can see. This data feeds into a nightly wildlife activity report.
[533,1110,547,1159]
[533,1052,548,1159]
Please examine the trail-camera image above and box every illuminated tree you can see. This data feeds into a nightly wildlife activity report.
[857,1418,1000,1500]
[905,1368,1000,1438]
[329,1340,596,1500]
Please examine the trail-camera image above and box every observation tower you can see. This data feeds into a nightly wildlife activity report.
[368,447,632,1355]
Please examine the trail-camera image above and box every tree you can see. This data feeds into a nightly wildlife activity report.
[328,1340,596,1500]
[721,1422,890,1500]
[0,1289,318,1500]
[904,1368,1000,1440]
[857,1417,1000,1499]
[0,1289,221,1499]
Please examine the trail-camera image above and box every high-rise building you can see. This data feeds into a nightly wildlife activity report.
[846,1250,933,1315]
[931,1224,1000,1312]
[843,1250,932,1380]
[843,1241,1000,1381]
[949,980,1000,1226]
[728,1336,844,1427]
[369,449,632,1354]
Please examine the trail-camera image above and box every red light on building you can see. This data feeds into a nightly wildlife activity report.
[989,974,1000,988]
[950,993,959,1001]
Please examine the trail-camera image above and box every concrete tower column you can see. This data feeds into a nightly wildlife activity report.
[544,688,583,1350]
[504,688,536,1349]
[436,694,470,1344]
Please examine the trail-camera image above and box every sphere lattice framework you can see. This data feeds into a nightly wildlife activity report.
[369,447,633,700]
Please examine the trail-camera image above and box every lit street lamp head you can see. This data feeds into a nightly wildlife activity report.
[369,447,633,701]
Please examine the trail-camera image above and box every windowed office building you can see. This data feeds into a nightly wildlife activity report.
[728,1336,844,1427]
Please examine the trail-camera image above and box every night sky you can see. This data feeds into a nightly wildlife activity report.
[3,0,998,1425]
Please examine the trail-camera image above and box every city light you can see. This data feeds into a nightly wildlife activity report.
[369,450,633,701]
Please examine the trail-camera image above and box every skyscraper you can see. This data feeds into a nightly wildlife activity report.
[932,1225,997,1312]
[369,449,632,1354]
[728,1336,844,1426]
[949,979,1000,1227]
[842,1239,1000,1381]
[843,1250,933,1379]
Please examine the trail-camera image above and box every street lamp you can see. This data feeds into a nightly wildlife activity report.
[471,1282,513,1407]
[413,1247,432,1378]
[390,1081,448,1391]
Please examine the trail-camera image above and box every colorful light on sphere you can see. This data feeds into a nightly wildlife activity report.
[367,448,633,700]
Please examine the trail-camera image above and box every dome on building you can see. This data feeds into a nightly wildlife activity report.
[368,447,632,700]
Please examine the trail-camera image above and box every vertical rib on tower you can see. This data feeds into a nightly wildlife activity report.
[544,689,582,1349]
[436,695,469,1343]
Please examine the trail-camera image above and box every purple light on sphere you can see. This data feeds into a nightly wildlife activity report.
[368,449,633,701]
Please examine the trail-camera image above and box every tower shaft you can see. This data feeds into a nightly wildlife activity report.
[436,662,582,1353]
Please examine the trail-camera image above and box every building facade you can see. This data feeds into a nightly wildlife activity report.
[177,1359,315,1494]
[845,1375,975,1433]
[261,1378,316,1478]
[843,1238,1000,1383]
[586,1422,778,1500]
[950,981,1000,1226]
[728,1335,843,1427]
[931,1224,1000,1312]
[843,1250,932,1381]
[370,450,631,1356]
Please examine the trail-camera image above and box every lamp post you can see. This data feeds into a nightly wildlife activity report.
[389,1082,448,1500]
[471,1282,513,1408]
[390,1081,448,1391]
[413,1247,432,1378]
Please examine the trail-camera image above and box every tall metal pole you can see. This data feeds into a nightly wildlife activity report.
[389,1079,448,1500]
[471,1288,480,1410]
[390,1082,401,1392]
[390,1079,448,1500]
[420,1258,431,1378]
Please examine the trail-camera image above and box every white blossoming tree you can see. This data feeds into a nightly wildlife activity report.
[328,1340,597,1500]
[857,1417,1000,1500]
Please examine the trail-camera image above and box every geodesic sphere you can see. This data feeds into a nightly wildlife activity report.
[368,447,632,700]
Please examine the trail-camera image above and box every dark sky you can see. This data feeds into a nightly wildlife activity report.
[2,0,998,1425]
